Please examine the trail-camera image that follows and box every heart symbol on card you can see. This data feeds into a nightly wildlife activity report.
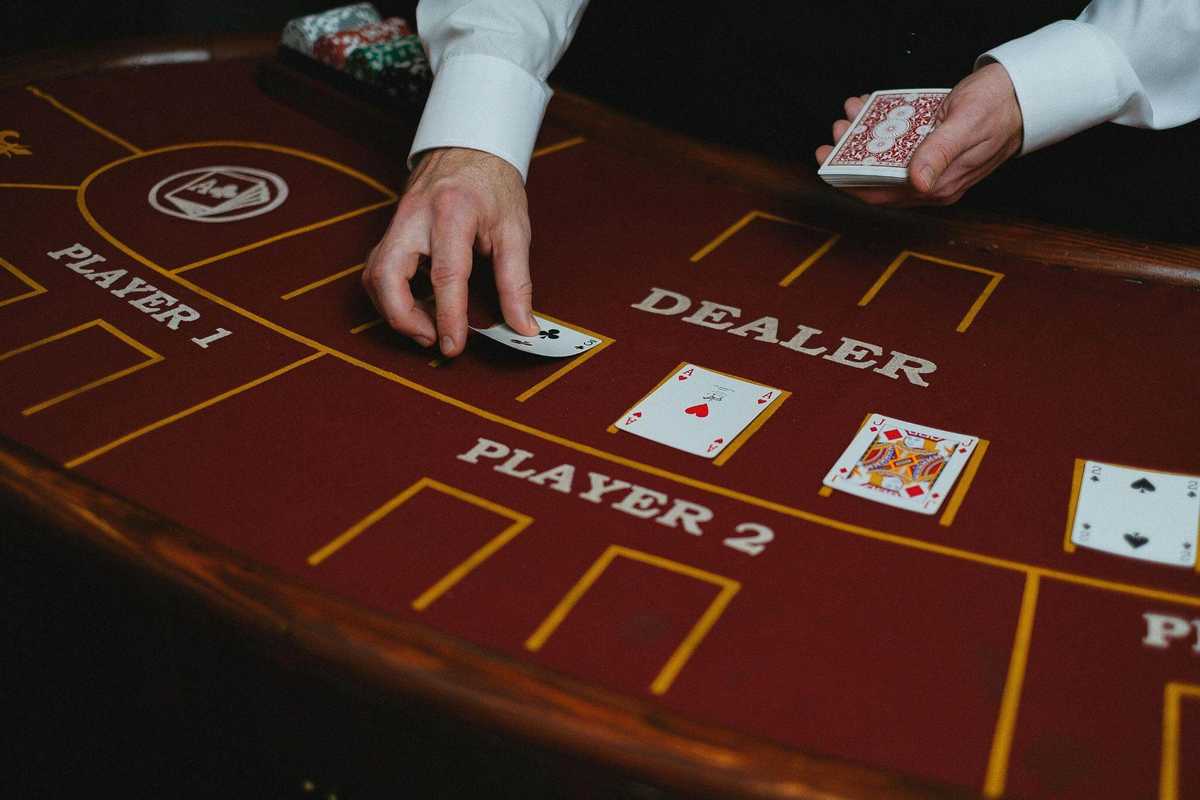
[684,403,709,418]
[1124,532,1149,549]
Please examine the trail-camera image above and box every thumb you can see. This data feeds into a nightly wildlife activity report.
[909,109,973,193]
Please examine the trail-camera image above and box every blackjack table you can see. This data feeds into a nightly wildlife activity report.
[3,33,1200,800]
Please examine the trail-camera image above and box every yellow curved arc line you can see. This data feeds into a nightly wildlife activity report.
[72,152,1200,612]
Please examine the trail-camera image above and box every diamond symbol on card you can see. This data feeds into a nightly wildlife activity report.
[883,428,903,441]
[904,486,925,498]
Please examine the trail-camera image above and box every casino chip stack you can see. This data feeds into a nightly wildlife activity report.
[280,4,432,105]
[281,3,381,57]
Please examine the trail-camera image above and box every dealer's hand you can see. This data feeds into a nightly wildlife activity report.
[814,62,1024,207]
[363,146,539,357]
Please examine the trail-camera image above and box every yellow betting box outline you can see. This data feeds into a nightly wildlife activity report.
[689,210,841,287]
[1161,681,1200,800]
[859,250,1004,334]
[51,102,1200,795]
[0,256,47,309]
[607,361,790,467]
[1063,458,1200,573]
[0,319,162,416]
[280,261,365,301]
[525,544,739,696]
[26,85,143,155]
[306,476,532,612]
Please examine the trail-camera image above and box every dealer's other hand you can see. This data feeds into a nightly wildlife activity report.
[363,146,539,357]
[814,62,1024,207]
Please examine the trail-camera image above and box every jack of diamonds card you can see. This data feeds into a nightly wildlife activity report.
[823,413,979,515]
[614,364,782,459]
[1069,460,1200,567]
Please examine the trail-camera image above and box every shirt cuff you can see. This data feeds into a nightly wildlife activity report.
[977,20,1129,155]
[408,53,552,182]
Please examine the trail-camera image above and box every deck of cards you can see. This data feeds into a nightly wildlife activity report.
[822,413,979,515]
[819,89,950,187]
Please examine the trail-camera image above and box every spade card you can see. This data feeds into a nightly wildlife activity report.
[823,413,979,514]
[614,364,782,458]
[818,89,950,186]
[1069,461,1200,567]
[471,314,602,358]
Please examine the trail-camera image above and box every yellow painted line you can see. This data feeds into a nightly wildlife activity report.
[515,311,614,403]
[778,233,841,287]
[26,85,142,154]
[984,572,1040,798]
[0,256,47,308]
[859,251,1004,334]
[75,160,1200,612]
[691,211,762,262]
[532,136,585,158]
[174,199,395,274]
[307,477,531,609]
[940,439,990,527]
[0,182,79,191]
[525,544,739,695]
[1064,459,1085,553]
[350,318,385,334]
[1160,682,1200,800]
[0,319,162,416]
[66,352,323,469]
[713,390,790,467]
[280,262,365,300]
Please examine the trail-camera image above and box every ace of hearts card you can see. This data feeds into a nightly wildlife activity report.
[614,364,783,459]
[823,413,980,514]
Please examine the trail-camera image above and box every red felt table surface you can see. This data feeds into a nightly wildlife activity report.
[2,52,1199,800]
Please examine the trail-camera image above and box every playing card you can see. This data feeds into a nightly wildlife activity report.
[818,89,950,186]
[822,413,979,514]
[614,364,782,458]
[471,313,602,358]
[1070,461,1200,567]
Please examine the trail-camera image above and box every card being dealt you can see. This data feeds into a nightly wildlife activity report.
[1070,460,1200,567]
[471,313,602,358]
[818,89,950,187]
[615,364,782,459]
[823,413,979,515]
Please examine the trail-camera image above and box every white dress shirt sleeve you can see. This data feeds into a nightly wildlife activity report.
[409,0,590,181]
[977,0,1200,154]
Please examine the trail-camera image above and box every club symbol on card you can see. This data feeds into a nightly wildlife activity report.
[1131,477,1156,493]
[538,328,560,340]
[684,403,709,418]
[509,338,533,347]
[1124,532,1150,549]
[707,437,724,453]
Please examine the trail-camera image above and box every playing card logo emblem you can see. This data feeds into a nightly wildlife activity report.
[1124,532,1150,549]
[1130,477,1156,493]
[684,403,709,418]
[148,166,288,223]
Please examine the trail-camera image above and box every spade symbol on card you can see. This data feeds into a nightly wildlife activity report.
[1130,477,1156,493]
[1124,532,1150,549]
[685,403,709,418]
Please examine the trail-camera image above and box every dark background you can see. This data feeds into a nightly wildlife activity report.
[4,0,1199,240]
[4,3,1199,798]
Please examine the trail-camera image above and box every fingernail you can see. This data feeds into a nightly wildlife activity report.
[441,336,454,353]
[415,335,433,348]
[526,312,538,330]
[919,166,935,190]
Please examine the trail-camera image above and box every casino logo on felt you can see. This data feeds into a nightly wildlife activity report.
[148,166,289,223]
